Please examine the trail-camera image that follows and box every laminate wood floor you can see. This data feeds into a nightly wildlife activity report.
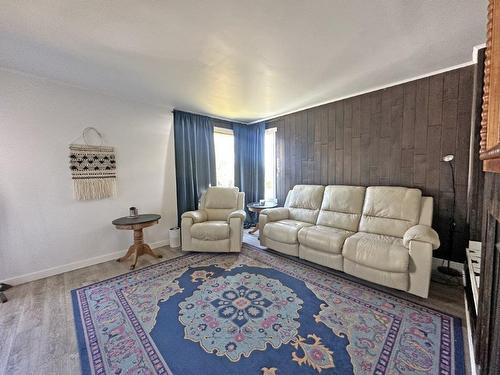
[0,232,469,375]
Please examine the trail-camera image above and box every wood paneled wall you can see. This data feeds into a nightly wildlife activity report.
[268,66,474,261]
[468,49,486,241]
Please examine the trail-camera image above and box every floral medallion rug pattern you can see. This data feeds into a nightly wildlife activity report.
[72,245,465,375]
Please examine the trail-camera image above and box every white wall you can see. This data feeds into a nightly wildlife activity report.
[0,69,177,284]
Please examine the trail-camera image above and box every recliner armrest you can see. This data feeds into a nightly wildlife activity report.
[181,209,208,223]
[228,209,246,223]
[260,207,289,222]
[403,225,440,250]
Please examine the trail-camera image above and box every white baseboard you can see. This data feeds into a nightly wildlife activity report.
[0,239,170,286]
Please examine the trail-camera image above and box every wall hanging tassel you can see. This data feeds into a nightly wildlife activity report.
[69,128,117,200]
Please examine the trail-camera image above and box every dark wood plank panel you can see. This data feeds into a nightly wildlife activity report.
[307,110,315,161]
[344,126,352,183]
[428,74,444,126]
[468,49,485,242]
[414,78,429,154]
[402,81,416,150]
[352,97,361,138]
[343,100,352,183]
[335,101,344,150]
[327,104,336,184]
[390,86,403,184]
[294,113,302,185]
[456,67,474,186]
[335,149,344,185]
[380,89,392,138]
[284,116,292,194]
[351,137,361,185]
[414,154,427,189]
[289,114,297,190]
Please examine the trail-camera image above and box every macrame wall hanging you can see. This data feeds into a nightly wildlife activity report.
[69,127,117,200]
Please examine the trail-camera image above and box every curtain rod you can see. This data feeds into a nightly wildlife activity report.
[171,109,252,125]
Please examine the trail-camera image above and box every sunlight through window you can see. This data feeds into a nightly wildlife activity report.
[214,127,235,187]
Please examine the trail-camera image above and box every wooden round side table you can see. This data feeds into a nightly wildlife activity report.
[247,202,278,235]
[112,214,162,270]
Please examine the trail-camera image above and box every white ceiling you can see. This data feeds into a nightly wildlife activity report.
[0,0,487,123]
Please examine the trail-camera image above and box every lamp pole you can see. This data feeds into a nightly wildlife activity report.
[437,155,461,277]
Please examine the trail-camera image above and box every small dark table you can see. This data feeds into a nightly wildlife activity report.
[112,214,162,270]
[247,202,278,234]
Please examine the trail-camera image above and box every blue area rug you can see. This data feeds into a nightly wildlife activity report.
[72,244,465,374]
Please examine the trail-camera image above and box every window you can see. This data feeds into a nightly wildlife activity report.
[214,127,234,187]
[264,127,277,200]
[214,126,276,199]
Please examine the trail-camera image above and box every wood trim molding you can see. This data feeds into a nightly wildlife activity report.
[480,0,500,172]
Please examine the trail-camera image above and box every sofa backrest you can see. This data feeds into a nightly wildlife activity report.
[317,185,366,231]
[200,187,244,221]
[419,196,434,226]
[284,185,325,224]
[359,186,422,238]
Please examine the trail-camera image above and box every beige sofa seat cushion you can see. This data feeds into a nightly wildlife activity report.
[191,221,229,241]
[343,232,409,273]
[359,186,422,238]
[317,185,366,231]
[286,185,325,224]
[298,225,353,254]
[263,219,313,244]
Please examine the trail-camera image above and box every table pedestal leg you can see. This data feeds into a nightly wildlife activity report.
[117,228,162,270]
[249,224,259,234]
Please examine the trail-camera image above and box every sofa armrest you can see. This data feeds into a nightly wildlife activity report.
[181,209,208,223]
[228,209,246,223]
[403,225,440,250]
[260,207,289,222]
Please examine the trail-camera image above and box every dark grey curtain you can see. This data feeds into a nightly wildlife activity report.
[174,110,216,225]
[234,122,266,225]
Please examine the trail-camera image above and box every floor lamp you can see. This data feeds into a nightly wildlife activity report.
[437,154,462,277]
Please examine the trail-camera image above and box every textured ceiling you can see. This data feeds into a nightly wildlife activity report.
[0,0,487,122]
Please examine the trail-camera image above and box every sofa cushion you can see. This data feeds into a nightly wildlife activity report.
[317,185,366,231]
[359,186,422,238]
[263,219,313,244]
[342,232,409,272]
[191,221,229,241]
[204,187,239,209]
[286,185,325,224]
[298,225,353,254]
[202,187,241,221]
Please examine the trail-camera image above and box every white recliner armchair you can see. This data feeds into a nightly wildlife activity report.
[181,187,246,252]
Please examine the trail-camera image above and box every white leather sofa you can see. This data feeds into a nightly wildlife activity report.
[260,185,440,298]
[181,187,246,252]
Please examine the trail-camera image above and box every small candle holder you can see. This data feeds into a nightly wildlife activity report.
[129,207,139,217]
[259,199,265,206]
